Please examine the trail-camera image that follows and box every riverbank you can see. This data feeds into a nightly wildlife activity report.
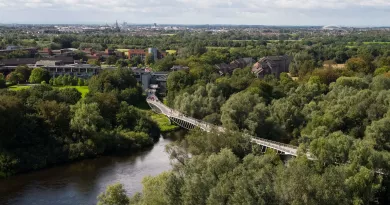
[0,133,183,205]
[150,112,180,132]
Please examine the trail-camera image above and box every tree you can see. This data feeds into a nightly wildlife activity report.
[36,100,70,135]
[6,72,23,85]
[106,56,117,65]
[70,102,105,134]
[115,59,129,68]
[145,53,155,65]
[0,73,6,88]
[88,68,138,94]
[87,59,101,66]
[29,67,49,84]
[152,55,175,71]
[289,52,316,77]
[345,57,371,73]
[370,75,390,91]
[98,183,130,205]
[58,88,82,104]
[15,65,32,83]
[77,78,85,86]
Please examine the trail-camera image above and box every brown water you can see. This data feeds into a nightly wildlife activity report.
[0,133,183,205]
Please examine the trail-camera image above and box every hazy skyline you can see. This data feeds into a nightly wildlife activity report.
[0,0,390,26]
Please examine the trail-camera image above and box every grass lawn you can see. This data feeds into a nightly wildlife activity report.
[57,86,89,98]
[9,85,89,98]
[8,85,31,91]
[166,50,177,55]
[363,42,390,45]
[206,46,229,50]
[150,112,179,132]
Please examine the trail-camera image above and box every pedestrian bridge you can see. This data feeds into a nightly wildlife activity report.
[147,95,299,156]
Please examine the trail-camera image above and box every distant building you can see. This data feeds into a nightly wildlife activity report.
[105,49,115,55]
[251,55,292,78]
[0,47,38,56]
[215,57,254,75]
[35,60,64,67]
[6,45,21,50]
[171,65,189,71]
[148,48,158,61]
[128,49,147,60]
[39,48,53,57]
[43,64,100,78]
[131,67,169,95]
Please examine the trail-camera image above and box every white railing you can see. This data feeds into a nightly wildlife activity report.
[147,96,299,156]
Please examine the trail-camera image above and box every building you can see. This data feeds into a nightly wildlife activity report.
[251,55,292,78]
[130,67,169,95]
[150,72,169,95]
[128,49,147,60]
[148,48,158,61]
[171,65,189,71]
[0,47,38,56]
[215,57,254,75]
[39,48,53,57]
[43,64,100,78]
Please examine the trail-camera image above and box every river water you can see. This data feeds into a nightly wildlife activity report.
[0,132,183,205]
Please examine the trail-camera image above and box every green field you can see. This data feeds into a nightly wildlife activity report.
[150,112,179,132]
[57,86,89,97]
[161,34,176,36]
[348,42,390,46]
[8,85,31,91]
[116,49,130,56]
[363,42,390,45]
[267,40,301,43]
[9,85,89,98]
[166,50,177,55]
[206,46,229,50]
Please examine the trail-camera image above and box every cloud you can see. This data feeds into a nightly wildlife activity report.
[0,0,390,25]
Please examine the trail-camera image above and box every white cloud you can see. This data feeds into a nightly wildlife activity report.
[0,0,388,10]
[0,0,390,25]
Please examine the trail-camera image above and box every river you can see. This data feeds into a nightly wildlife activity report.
[0,132,184,205]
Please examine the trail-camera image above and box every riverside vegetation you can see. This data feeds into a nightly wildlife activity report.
[97,33,390,205]
[2,28,390,204]
[0,68,161,177]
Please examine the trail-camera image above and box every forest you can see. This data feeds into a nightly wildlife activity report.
[0,68,160,177]
[2,28,390,204]
[93,32,390,204]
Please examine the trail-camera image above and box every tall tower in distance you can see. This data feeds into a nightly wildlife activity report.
[115,20,120,32]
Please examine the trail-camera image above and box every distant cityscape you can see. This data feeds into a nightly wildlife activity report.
[1,22,390,35]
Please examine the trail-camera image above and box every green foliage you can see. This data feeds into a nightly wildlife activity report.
[374,66,390,76]
[70,102,105,133]
[0,73,5,88]
[51,74,84,86]
[15,65,32,83]
[0,68,158,177]
[289,51,316,77]
[29,67,49,84]
[145,53,155,65]
[87,59,101,66]
[98,183,130,205]
[6,71,23,84]
[152,55,175,71]
[150,113,179,132]
[334,77,369,89]
[173,83,225,121]
[346,57,372,73]
[106,55,118,65]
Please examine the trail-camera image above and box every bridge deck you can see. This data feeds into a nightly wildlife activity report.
[147,95,299,156]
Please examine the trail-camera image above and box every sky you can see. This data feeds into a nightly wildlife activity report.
[0,0,390,26]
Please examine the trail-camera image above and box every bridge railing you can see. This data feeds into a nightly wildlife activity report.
[147,96,299,155]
